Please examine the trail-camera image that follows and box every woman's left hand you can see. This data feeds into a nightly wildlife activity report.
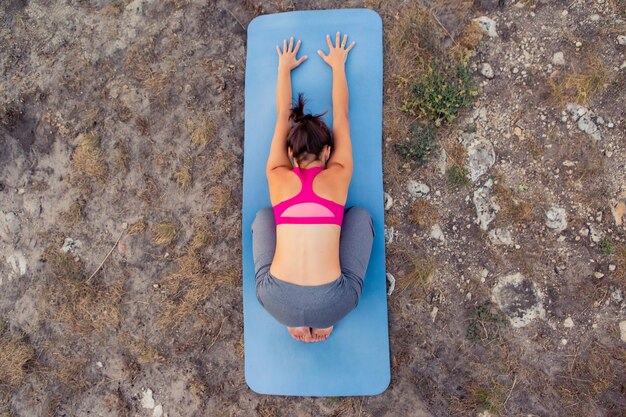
[276,37,307,72]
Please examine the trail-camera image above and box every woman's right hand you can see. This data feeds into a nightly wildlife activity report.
[317,32,355,70]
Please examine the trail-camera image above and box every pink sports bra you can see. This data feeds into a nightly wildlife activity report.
[272,166,345,226]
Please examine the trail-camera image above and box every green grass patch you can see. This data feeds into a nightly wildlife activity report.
[393,121,438,166]
[600,237,614,256]
[446,165,471,190]
[466,305,507,341]
[401,58,476,127]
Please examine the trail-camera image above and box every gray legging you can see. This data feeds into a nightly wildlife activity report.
[252,206,374,329]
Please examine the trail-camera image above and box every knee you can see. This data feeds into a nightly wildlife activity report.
[252,207,274,230]
[346,206,374,235]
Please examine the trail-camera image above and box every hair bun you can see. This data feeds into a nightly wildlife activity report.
[294,114,313,123]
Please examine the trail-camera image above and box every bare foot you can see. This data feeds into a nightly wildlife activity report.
[287,326,314,342]
[311,326,333,341]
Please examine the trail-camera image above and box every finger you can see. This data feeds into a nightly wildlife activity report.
[276,45,281,55]
[283,38,287,53]
[341,34,347,48]
[346,41,356,53]
[317,50,328,61]
[326,34,333,49]
[294,39,301,54]
[288,36,294,52]
[296,55,308,66]
[335,31,340,48]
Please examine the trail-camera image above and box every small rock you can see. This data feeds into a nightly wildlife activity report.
[407,180,430,198]
[466,292,472,300]
[590,14,600,21]
[153,404,163,417]
[607,122,614,128]
[514,126,523,137]
[474,16,498,38]
[562,160,576,167]
[141,388,156,409]
[546,207,567,232]
[579,227,589,237]
[386,273,396,296]
[430,223,445,241]
[122,222,128,230]
[620,321,626,343]
[488,228,514,245]
[588,224,603,243]
[384,226,395,244]
[61,238,82,254]
[462,133,496,182]
[480,62,495,79]
[594,271,605,279]
[430,306,438,323]
[552,51,565,66]
[609,264,616,272]
[17,188,26,195]
[2,211,21,238]
[96,361,104,368]
[474,179,500,231]
[596,116,605,125]
[6,252,27,277]
[384,192,393,210]
[563,317,574,328]
[575,41,582,47]
[618,35,626,46]
[512,67,519,74]
[561,338,568,345]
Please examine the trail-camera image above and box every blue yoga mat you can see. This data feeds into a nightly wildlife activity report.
[242,8,389,396]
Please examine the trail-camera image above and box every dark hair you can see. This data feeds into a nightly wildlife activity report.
[287,93,332,167]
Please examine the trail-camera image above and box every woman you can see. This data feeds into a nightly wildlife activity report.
[251,32,374,343]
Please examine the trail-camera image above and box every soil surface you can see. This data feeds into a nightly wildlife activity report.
[1,0,625,416]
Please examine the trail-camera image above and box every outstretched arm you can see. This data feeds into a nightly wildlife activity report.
[318,32,355,174]
[266,37,307,174]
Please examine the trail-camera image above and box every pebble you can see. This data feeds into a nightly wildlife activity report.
[474,16,498,38]
[594,271,605,279]
[561,338,568,345]
[384,192,393,211]
[430,223,445,242]
[588,224,603,243]
[386,273,396,296]
[17,188,26,195]
[141,389,156,409]
[488,228,514,246]
[407,180,430,198]
[6,252,27,277]
[61,237,82,254]
[575,41,582,47]
[474,179,500,231]
[462,133,496,182]
[384,226,395,244]
[466,292,472,300]
[609,264,616,272]
[618,35,626,46]
[590,14,600,21]
[96,361,104,368]
[512,67,519,74]
[563,317,574,328]
[3,211,21,237]
[620,321,626,343]
[480,62,495,79]
[153,405,163,417]
[430,306,439,323]
[546,207,567,232]
[552,51,565,66]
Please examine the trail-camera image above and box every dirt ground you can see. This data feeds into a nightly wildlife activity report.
[1,0,625,416]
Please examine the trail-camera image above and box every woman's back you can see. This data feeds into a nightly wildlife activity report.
[268,166,349,285]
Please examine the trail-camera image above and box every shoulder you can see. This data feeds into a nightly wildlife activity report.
[266,166,294,184]
[321,162,352,185]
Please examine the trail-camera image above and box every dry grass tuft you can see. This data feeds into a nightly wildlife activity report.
[128,218,147,236]
[189,216,215,251]
[455,20,485,51]
[550,58,611,105]
[44,277,123,335]
[492,180,534,226]
[410,199,439,228]
[206,185,231,215]
[615,244,626,281]
[190,118,216,147]
[118,332,166,364]
[174,165,193,190]
[0,339,34,387]
[113,140,130,173]
[71,133,109,185]
[151,221,176,243]
[159,250,216,330]
[151,222,178,246]
[42,245,86,281]
[60,199,86,227]
[139,175,162,206]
